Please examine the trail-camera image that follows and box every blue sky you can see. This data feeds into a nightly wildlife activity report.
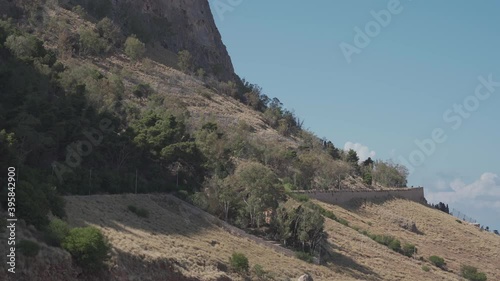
[209,0,500,230]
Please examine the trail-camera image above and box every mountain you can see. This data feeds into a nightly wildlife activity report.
[0,1,499,281]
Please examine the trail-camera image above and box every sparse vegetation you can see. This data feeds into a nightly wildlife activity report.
[422,265,431,272]
[62,227,110,272]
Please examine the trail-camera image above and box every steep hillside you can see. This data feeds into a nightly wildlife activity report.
[2,194,360,281]
[4,194,498,280]
[316,199,500,281]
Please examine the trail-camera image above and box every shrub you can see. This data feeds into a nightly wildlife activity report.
[461,265,487,281]
[18,240,40,257]
[229,252,249,273]
[127,205,149,218]
[62,227,110,272]
[456,219,463,224]
[402,243,416,257]
[337,218,349,226]
[252,264,267,279]
[132,83,153,99]
[177,50,193,73]
[388,239,401,252]
[44,219,70,247]
[422,265,431,272]
[196,68,206,80]
[429,255,446,269]
[78,27,109,55]
[124,35,145,61]
[293,194,309,202]
[295,251,313,263]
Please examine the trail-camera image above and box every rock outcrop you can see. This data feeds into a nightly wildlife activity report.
[111,0,235,81]
[297,273,314,281]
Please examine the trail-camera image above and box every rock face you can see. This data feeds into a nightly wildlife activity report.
[111,0,235,81]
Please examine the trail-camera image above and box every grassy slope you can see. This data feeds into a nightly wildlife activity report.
[63,194,357,281]
[316,199,500,281]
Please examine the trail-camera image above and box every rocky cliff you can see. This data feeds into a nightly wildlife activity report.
[110,0,235,81]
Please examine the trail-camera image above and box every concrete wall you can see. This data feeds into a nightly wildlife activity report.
[295,187,425,205]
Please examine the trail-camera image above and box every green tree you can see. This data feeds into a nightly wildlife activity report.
[346,149,359,164]
[4,34,45,61]
[325,141,341,160]
[124,35,145,61]
[232,162,284,228]
[78,27,109,55]
[62,227,110,272]
[96,17,122,47]
[363,172,373,185]
[373,160,408,187]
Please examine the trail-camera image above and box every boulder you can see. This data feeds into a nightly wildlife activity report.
[297,273,314,281]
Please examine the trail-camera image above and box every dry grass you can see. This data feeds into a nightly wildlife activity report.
[63,194,357,281]
[315,199,500,281]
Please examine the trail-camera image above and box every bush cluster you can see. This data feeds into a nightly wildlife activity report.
[43,219,70,247]
[124,35,145,61]
[429,255,446,269]
[62,227,110,272]
[461,265,487,281]
[229,252,249,273]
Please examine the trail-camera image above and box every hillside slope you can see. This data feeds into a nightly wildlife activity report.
[62,194,357,281]
[5,194,498,281]
[316,199,500,281]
